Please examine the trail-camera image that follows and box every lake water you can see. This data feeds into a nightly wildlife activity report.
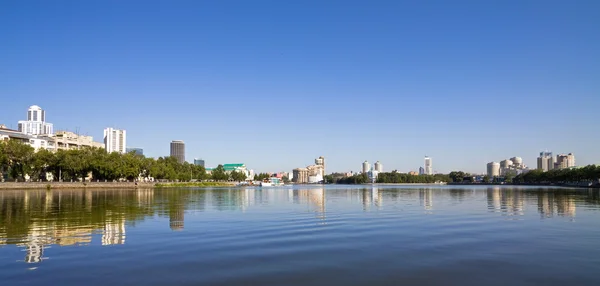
[1,185,600,286]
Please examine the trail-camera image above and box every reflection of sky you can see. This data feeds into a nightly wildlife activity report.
[0,186,598,267]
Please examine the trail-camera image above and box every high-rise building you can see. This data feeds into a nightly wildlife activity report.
[170,140,185,164]
[419,167,425,175]
[18,105,54,135]
[487,162,500,178]
[555,153,576,170]
[424,156,433,175]
[510,157,523,168]
[315,156,326,177]
[194,158,205,167]
[537,151,554,172]
[374,161,383,172]
[104,128,127,154]
[126,147,143,156]
[362,161,370,174]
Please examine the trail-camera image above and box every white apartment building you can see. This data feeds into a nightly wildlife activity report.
[425,156,433,175]
[18,105,54,135]
[104,128,127,154]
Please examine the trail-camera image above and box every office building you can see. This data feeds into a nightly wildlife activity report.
[510,157,523,168]
[104,128,127,154]
[18,105,53,135]
[425,156,433,175]
[170,140,185,164]
[419,166,425,175]
[487,162,500,178]
[126,147,144,156]
[537,151,554,172]
[194,158,205,167]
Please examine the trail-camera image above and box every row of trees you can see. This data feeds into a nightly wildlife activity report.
[0,140,247,182]
[513,165,600,184]
[333,171,451,184]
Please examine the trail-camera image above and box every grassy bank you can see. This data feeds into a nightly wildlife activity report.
[154,182,235,188]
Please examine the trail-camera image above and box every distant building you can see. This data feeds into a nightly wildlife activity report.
[510,157,523,168]
[194,158,205,167]
[293,168,309,183]
[409,171,419,176]
[374,161,383,172]
[18,105,53,135]
[52,131,104,151]
[487,162,500,177]
[424,156,433,175]
[104,128,127,154]
[362,161,370,174]
[315,156,326,177]
[419,167,425,175]
[537,151,554,172]
[126,147,143,156]
[170,140,185,164]
[555,153,576,170]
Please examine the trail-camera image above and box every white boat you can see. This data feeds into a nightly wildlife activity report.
[260,177,284,187]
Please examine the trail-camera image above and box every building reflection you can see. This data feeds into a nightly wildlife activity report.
[419,188,433,211]
[2,187,598,264]
[293,188,326,220]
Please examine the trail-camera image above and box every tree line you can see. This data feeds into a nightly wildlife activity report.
[0,140,247,182]
[333,171,451,184]
[513,165,600,184]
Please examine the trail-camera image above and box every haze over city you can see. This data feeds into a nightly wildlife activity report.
[1,0,599,173]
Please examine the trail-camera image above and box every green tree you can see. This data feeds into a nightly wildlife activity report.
[211,165,229,181]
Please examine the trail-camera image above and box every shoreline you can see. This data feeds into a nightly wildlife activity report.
[0,181,236,190]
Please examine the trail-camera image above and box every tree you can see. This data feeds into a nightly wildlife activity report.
[482,175,490,183]
[211,165,229,181]
[230,170,247,182]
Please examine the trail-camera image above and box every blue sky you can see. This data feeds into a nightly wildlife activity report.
[1,0,599,174]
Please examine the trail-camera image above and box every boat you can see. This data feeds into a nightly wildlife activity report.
[260,177,284,187]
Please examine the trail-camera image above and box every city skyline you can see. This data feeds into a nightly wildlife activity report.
[1,1,599,173]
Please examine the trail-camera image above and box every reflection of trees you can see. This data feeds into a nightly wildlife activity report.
[0,189,157,263]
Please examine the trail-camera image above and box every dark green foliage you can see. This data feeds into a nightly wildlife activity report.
[0,141,207,182]
[513,166,600,184]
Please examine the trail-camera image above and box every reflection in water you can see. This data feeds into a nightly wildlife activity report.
[1,187,599,264]
[420,188,434,211]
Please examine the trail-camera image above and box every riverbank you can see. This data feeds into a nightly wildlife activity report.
[0,181,236,190]
[447,182,600,189]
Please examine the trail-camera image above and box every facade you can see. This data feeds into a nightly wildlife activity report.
[425,156,433,175]
[487,162,500,178]
[18,105,54,135]
[419,167,425,175]
[104,128,127,154]
[170,140,185,164]
[555,153,576,170]
[409,171,419,176]
[53,131,104,151]
[362,161,370,174]
[194,158,205,167]
[293,168,309,183]
[126,147,143,155]
[510,157,523,168]
[374,161,383,172]
[315,156,326,177]
[537,151,554,172]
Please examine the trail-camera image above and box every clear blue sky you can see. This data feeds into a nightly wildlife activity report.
[1,0,599,174]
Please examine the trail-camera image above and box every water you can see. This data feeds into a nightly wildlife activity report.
[1,185,600,286]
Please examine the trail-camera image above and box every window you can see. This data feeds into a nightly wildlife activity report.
[33,111,38,121]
